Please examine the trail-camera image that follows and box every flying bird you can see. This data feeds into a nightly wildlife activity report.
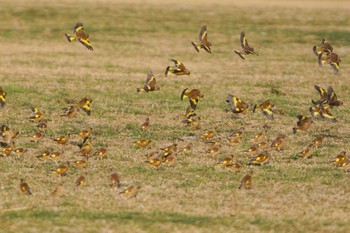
[252,100,274,120]
[225,94,249,113]
[293,115,313,134]
[313,38,333,57]
[191,25,212,53]
[65,23,93,50]
[136,71,160,92]
[234,32,258,60]
[165,59,190,77]
[181,88,204,110]
[0,87,7,108]
[318,52,341,75]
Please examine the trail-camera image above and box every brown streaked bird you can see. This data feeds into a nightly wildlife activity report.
[136,70,160,92]
[191,24,212,53]
[313,38,333,57]
[252,100,274,120]
[109,168,121,188]
[53,134,70,145]
[29,131,45,143]
[65,22,93,51]
[94,147,108,160]
[327,86,343,108]
[181,88,204,110]
[238,170,253,189]
[0,86,7,108]
[119,185,140,198]
[234,31,258,60]
[134,139,151,148]
[145,158,162,168]
[51,183,64,197]
[293,115,313,134]
[202,130,216,141]
[165,59,190,77]
[61,105,79,118]
[75,173,87,187]
[225,94,249,113]
[72,159,88,169]
[140,117,150,131]
[78,128,92,140]
[248,151,270,165]
[19,179,32,195]
[318,51,341,75]
[297,147,313,159]
[331,151,347,167]
[309,135,324,148]
[77,97,92,116]
[270,135,286,151]
[52,162,69,176]
[30,107,45,122]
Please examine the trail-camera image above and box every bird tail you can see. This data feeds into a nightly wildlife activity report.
[234,51,245,60]
[191,42,200,53]
[165,66,171,77]
[65,34,73,42]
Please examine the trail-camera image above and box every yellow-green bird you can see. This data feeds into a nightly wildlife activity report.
[226,94,249,113]
[234,31,258,60]
[165,59,190,77]
[136,70,160,92]
[313,38,333,57]
[181,88,204,110]
[30,107,45,122]
[252,100,274,120]
[77,97,92,116]
[191,24,212,53]
[0,87,7,108]
[65,23,93,51]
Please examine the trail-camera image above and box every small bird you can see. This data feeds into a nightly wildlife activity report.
[313,38,333,57]
[52,162,69,176]
[109,168,121,188]
[191,24,212,53]
[136,70,160,92]
[61,105,79,118]
[30,107,45,122]
[225,162,242,173]
[140,117,150,131]
[252,100,274,120]
[297,147,312,159]
[181,88,204,110]
[29,131,45,143]
[165,59,190,77]
[119,185,140,198]
[309,135,324,148]
[65,22,93,50]
[72,159,88,169]
[318,51,341,75]
[225,94,249,113]
[248,151,270,165]
[50,183,64,197]
[180,143,193,153]
[134,139,151,148]
[234,32,258,60]
[36,150,51,160]
[163,155,176,167]
[327,86,343,108]
[0,87,7,108]
[1,145,13,157]
[13,148,28,158]
[53,134,70,145]
[50,151,63,160]
[319,106,337,123]
[252,132,265,142]
[217,155,234,167]
[202,131,216,141]
[160,143,177,157]
[293,115,313,134]
[238,170,253,189]
[94,147,108,160]
[205,141,221,158]
[77,128,92,140]
[331,151,347,166]
[36,122,48,132]
[270,135,286,151]
[312,85,328,105]
[77,139,93,157]
[77,97,92,116]
[75,173,87,187]
[19,179,32,195]
[145,158,162,168]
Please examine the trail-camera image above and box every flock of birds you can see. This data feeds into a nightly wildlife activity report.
[1,22,348,199]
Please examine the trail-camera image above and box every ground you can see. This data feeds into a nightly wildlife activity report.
[0,0,350,232]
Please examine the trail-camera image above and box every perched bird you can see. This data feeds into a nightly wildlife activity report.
[160,143,177,157]
[75,173,87,187]
[36,150,51,160]
[165,59,190,77]
[72,159,88,169]
[13,148,28,158]
[0,87,7,108]
[327,86,343,108]
[225,162,242,173]
[53,134,70,145]
[134,139,151,148]
[109,168,121,188]
[94,147,108,160]
[313,38,333,57]
[1,145,13,157]
[248,151,270,165]
[297,147,313,159]
[36,122,48,132]
[19,179,32,195]
[309,135,324,148]
[270,135,286,151]
[136,70,160,92]
[202,131,216,141]
[205,141,221,158]
[234,32,258,60]
[50,151,63,160]
[30,107,45,122]
[51,183,64,197]
[65,22,93,50]
[77,128,92,140]
[331,151,347,167]
[119,185,140,198]
[244,145,258,155]
[29,131,45,143]
[77,139,93,157]
[61,105,79,118]
[217,155,234,167]
[0,128,16,146]
[225,94,249,113]
[252,100,274,120]
[318,51,341,75]
[52,162,69,176]
[293,115,313,134]
[181,88,204,110]
[191,24,212,53]
[252,132,265,142]
[77,97,92,116]
[238,170,253,189]
[140,117,150,131]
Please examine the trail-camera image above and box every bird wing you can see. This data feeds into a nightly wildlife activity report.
[78,38,93,51]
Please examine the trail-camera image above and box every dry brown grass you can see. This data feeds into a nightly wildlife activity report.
[1,0,350,232]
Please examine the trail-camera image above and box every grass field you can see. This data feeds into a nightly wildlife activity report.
[1,0,350,232]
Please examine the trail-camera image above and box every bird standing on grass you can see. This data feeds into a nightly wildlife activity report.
[238,170,253,189]
[20,179,32,195]
[119,185,140,198]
